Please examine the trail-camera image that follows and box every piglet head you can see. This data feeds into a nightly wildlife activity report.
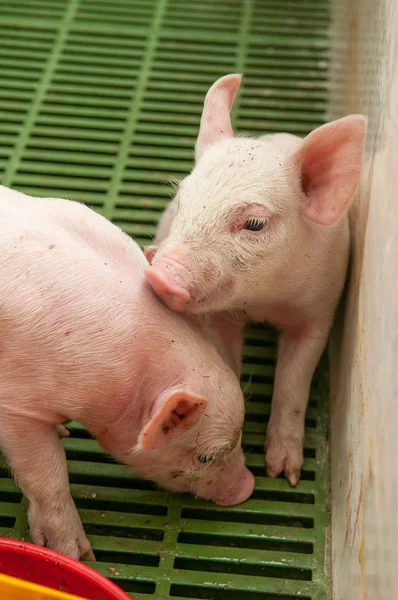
[132,374,254,506]
[145,73,366,315]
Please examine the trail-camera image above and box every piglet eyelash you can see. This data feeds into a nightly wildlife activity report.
[244,217,267,231]
[197,454,213,464]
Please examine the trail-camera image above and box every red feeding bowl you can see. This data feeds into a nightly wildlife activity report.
[0,538,131,600]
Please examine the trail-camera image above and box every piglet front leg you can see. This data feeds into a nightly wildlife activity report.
[265,323,329,486]
[0,415,94,560]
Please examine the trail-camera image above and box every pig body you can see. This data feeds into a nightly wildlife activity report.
[0,185,253,560]
[145,75,366,486]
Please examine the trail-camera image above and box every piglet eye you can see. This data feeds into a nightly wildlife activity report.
[197,455,213,464]
[244,218,266,232]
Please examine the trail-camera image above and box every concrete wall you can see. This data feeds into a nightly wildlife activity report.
[328,0,398,598]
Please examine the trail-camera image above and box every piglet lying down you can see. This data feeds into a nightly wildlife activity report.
[0,186,253,560]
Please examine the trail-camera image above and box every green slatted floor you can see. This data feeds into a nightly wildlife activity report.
[0,1,331,598]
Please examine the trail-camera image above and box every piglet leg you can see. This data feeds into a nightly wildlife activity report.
[0,416,94,560]
[265,324,329,486]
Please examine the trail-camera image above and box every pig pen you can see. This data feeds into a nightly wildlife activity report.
[0,1,332,599]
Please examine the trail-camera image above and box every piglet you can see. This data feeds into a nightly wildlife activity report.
[0,185,253,561]
[145,74,366,487]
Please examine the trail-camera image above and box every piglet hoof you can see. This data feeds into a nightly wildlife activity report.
[28,501,95,562]
[80,544,96,562]
[265,436,303,487]
[55,423,70,438]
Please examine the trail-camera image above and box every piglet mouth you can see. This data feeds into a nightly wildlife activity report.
[145,253,234,315]
[188,277,235,314]
[210,468,255,506]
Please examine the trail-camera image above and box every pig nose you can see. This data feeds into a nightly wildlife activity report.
[145,260,190,311]
[213,467,255,507]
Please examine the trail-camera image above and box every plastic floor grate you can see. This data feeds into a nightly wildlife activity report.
[0,1,331,598]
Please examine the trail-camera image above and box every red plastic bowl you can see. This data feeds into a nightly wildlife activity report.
[0,538,131,600]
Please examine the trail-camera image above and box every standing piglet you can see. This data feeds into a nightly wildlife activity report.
[0,185,253,561]
[145,74,366,487]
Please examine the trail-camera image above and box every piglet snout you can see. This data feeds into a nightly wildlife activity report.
[212,466,255,507]
[145,256,190,311]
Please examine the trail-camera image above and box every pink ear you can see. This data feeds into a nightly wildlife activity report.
[139,390,208,450]
[195,74,242,162]
[293,115,367,225]
[144,245,157,264]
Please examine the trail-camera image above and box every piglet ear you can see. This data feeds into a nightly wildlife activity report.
[293,115,366,225]
[195,74,241,162]
[139,390,208,450]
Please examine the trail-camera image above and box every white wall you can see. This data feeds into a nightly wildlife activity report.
[329,0,398,598]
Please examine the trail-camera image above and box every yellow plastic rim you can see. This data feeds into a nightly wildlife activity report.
[0,572,85,600]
